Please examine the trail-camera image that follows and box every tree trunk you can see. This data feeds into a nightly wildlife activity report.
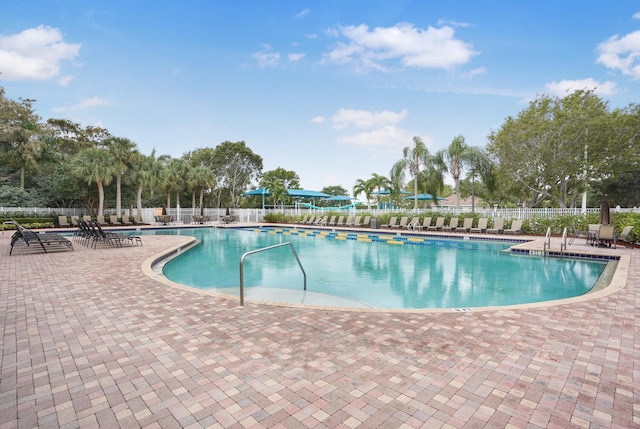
[97,179,105,216]
[116,173,122,217]
[137,184,143,217]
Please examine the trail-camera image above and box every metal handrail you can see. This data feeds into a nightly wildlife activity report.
[560,227,568,253]
[239,242,307,306]
[543,227,551,254]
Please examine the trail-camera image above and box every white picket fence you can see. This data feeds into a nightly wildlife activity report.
[1,205,635,225]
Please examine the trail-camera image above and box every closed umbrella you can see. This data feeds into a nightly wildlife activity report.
[599,194,610,225]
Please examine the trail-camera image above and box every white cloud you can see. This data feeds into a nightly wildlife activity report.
[436,19,471,28]
[545,78,618,96]
[51,96,112,113]
[0,25,80,81]
[288,52,305,62]
[295,9,310,19]
[58,75,74,87]
[311,116,325,124]
[253,47,280,68]
[331,108,408,130]
[336,125,412,147]
[324,22,477,72]
[596,30,640,79]
[633,12,640,20]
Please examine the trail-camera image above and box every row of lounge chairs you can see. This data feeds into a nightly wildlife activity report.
[296,215,373,228]
[380,216,522,234]
[8,220,73,256]
[59,215,144,228]
[74,220,142,249]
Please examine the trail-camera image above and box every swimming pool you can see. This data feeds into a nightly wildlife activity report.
[147,227,608,309]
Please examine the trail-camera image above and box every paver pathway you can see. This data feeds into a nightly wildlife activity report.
[0,231,638,428]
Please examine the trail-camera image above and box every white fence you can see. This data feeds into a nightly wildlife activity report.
[1,205,636,225]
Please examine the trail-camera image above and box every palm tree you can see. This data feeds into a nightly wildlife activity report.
[369,173,392,209]
[104,137,137,217]
[69,147,118,215]
[353,178,374,210]
[129,149,159,217]
[187,165,216,215]
[436,135,493,208]
[390,136,443,210]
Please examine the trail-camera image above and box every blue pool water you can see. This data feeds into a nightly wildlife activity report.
[144,227,607,309]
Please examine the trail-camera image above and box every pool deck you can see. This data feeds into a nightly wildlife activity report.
[1,224,638,428]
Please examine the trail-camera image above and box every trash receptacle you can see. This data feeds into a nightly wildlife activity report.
[370,218,381,229]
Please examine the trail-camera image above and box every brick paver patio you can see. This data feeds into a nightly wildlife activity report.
[1,227,638,428]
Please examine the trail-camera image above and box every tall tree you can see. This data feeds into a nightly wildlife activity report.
[487,90,609,208]
[390,136,440,210]
[435,135,493,209]
[69,147,118,215]
[187,165,216,215]
[353,178,374,209]
[368,173,392,209]
[213,141,263,207]
[104,137,137,217]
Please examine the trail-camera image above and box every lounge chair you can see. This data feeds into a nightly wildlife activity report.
[96,215,109,226]
[303,215,316,225]
[297,215,309,224]
[316,216,328,226]
[58,215,71,227]
[343,215,353,227]
[428,217,445,231]
[83,215,93,224]
[415,217,432,231]
[348,216,360,227]
[92,221,142,248]
[596,225,616,248]
[121,216,133,226]
[71,215,80,226]
[442,217,459,232]
[619,226,634,247]
[8,221,73,255]
[382,217,397,229]
[360,216,371,227]
[396,217,408,229]
[132,215,145,225]
[486,218,504,234]
[327,215,337,226]
[405,217,420,230]
[504,219,523,234]
[460,218,473,233]
[335,216,345,227]
[109,215,123,226]
[470,218,488,233]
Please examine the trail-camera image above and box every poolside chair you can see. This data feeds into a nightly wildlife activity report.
[92,221,142,248]
[460,218,473,233]
[96,215,109,226]
[303,215,316,225]
[619,226,634,247]
[396,217,408,229]
[343,215,353,227]
[109,215,123,226]
[297,215,308,224]
[71,215,80,226]
[9,221,73,255]
[348,216,360,227]
[428,217,445,231]
[405,217,420,230]
[504,219,523,235]
[327,215,337,226]
[415,217,432,231]
[335,216,345,227]
[486,218,504,234]
[470,218,488,233]
[382,217,397,229]
[442,217,459,232]
[360,216,370,227]
[83,215,93,224]
[587,224,600,245]
[596,224,616,248]
[316,216,328,226]
[132,215,145,225]
[58,215,71,227]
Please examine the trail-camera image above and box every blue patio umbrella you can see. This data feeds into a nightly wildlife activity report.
[244,187,270,209]
[323,195,353,207]
[403,193,445,201]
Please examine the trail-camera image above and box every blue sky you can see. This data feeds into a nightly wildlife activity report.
[2,1,640,195]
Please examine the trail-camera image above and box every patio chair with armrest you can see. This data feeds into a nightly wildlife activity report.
[415,217,432,231]
[504,219,523,234]
[470,218,488,233]
[428,217,445,231]
[596,225,616,248]
[460,218,473,233]
[486,218,504,234]
[619,226,634,247]
[442,217,459,232]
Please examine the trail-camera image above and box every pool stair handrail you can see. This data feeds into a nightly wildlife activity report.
[560,227,568,253]
[543,227,551,255]
[239,242,307,306]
